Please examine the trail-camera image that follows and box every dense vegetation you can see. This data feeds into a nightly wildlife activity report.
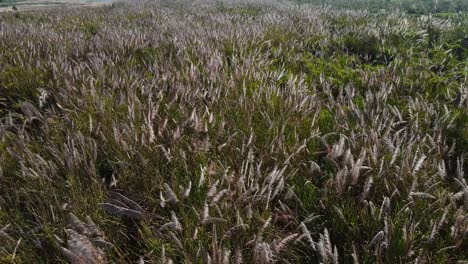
[297,0,468,13]
[2,0,468,12]
[0,0,467,263]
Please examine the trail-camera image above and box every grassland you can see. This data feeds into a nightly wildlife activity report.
[0,0,115,13]
[0,0,467,263]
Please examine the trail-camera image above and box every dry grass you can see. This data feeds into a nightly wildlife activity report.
[0,0,115,13]
[0,0,467,263]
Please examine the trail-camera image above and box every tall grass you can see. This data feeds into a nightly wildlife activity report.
[0,0,467,263]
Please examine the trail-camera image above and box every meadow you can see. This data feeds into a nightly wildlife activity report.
[0,0,467,263]
[0,0,115,13]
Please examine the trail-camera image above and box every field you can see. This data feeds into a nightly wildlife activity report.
[0,0,467,263]
[0,0,114,13]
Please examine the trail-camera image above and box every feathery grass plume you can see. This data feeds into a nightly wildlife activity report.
[163,183,179,204]
[60,247,86,264]
[368,201,376,219]
[63,229,106,264]
[451,209,466,248]
[211,189,228,204]
[409,192,436,200]
[437,161,446,178]
[389,143,400,167]
[316,228,336,263]
[409,175,418,195]
[316,237,327,262]
[331,137,346,160]
[85,216,103,238]
[303,213,321,224]
[221,247,231,264]
[333,245,339,264]
[452,191,464,201]
[379,197,390,220]
[168,231,184,251]
[68,213,88,235]
[254,242,275,264]
[170,211,182,231]
[335,166,349,196]
[257,216,272,243]
[334,206,347,225]
[412,155,426,174]
[383,214,390,245]
[351,242,359,264]
[370,231,384,247]
[20,101,43,125]
[323,228,333,260]
[310,160,322,177]
[351,151,366,185]
[160,211,183,232]
[198,165,206,188]
[200,202,210,225]
[382,138,395,152]
[204,217,228,225]
[207,180,220,198]
[182,181,192,198]
[159,192,167,208]
[234,246,243,264]
[456,157,464,180]
[273,233,299,253]
[427,220,438,243]
[100,203,144,219]
[298,222,316,250]
[37,88,51,109]
[110,192,145,213]
[438,208,449,228]
[453,178,468,211]
[92,239,114,250]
